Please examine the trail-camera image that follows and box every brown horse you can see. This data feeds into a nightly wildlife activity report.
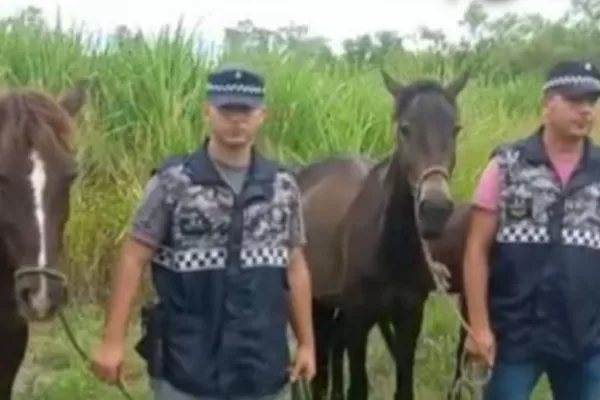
[323,203,473,400]
[296,69,470,400]
[0,80,93,399]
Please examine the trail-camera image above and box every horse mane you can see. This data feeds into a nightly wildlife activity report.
[0,89,75,160]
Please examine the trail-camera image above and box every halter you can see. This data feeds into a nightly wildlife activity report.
[413,165,451,197]
[410,164,453,291]
[14,265,67,284]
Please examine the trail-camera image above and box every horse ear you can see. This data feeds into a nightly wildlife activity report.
[57,77,96,116]
[445,68,471,98]
[381,68,403,96]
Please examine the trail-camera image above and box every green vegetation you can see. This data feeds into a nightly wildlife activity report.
[4,1,600,398]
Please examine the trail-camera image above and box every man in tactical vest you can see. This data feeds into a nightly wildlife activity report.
[91,64,316,400]
[463,59,600,399]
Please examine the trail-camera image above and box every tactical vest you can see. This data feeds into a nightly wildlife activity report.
[489,129,600,363]
[137,145,295,398]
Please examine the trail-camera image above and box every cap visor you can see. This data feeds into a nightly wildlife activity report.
[210,94,262,108]
[555,83,600,99]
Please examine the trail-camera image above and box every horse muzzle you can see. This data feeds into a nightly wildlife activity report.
[418,195,454,239]
[415,166,454,239]
[14,266,68,322]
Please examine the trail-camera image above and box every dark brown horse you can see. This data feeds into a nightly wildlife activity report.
[295,69,470,400]
[0,80,93,399]
[323,203,473,400]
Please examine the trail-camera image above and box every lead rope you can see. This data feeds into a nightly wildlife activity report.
[57,309,136,400]
[291,379,313,400]
[412,170,491,400]
[416,226,491,399]
[13,267,136,400]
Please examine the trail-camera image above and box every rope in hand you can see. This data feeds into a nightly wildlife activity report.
[290,378,313,400]
[420,236,492,399]
[57,309,136,400]
[14,266,136,400]
[410,187,492,400]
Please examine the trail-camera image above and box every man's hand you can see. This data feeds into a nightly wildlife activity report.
[91,236,152,384]
[463,204,498,368]
[465,327,496,367]
[91,340,126,384]
[289,344,316,382]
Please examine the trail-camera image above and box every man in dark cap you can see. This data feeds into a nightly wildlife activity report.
[463,59,600,399]
[90,64,316,399]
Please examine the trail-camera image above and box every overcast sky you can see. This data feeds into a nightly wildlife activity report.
[0,0,573,48]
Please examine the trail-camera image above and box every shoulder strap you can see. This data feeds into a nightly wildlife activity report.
[150,154,190,177]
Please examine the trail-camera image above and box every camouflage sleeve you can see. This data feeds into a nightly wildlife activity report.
[288,178,307,248]
[129,175,171,247]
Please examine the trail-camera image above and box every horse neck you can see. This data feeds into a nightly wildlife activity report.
[378,155,428,282]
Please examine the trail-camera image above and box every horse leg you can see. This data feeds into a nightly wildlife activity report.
[377,317,397,364]
[311,300,335,400]
[331,310,345,400]
[391,296,427,400]
[0,318,28,400]
[345,310,376,400]
[447,295,468,400]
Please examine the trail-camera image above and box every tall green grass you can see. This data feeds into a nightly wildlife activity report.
[0,17,584,301]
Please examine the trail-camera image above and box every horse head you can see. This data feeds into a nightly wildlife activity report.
[0,78,94,322]
[381,68,470,239]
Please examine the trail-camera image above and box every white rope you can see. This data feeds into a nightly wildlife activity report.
[412,169,491,400]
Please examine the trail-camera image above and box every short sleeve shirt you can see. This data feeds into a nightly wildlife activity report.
[129,175,171,247]
[472,157,502,212]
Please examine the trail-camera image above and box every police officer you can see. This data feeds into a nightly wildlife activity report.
[463,59,600,399]
[91,64,316,400]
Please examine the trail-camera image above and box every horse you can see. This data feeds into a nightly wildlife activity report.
[295,68,470,400]
[323,203,474,400]
[0,80,93,399]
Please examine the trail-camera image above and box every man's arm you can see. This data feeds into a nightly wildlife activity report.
[287,247,314,348]
[101,237,154,345]
[285,181,314,349]
[464,158,501,333]
[101,176,170,346]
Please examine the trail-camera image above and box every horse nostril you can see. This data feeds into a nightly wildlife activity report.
[18,288,32,304]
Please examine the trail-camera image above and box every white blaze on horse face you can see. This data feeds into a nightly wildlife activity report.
[28,150,50,316]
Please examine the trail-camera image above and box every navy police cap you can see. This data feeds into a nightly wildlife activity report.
[543,60,600,98]
[206,64,265,108]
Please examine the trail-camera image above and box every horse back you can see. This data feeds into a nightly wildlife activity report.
[296,155,375,302]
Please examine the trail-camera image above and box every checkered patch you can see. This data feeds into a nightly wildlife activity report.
[152,247,227,272]
[562,228,600,250]
[496,224,550,243]
[241,246,289,268]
